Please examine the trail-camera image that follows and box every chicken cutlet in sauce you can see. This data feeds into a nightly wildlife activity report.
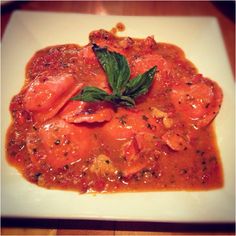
[6,26,223,193]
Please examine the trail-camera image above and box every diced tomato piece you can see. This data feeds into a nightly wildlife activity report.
[89,30,124,55]
[60,101,114,123]
[14,110,32,125]
[122,136,140,162]
[120,132,158,177]
[93,179,106,192]
[162,130,189,151]
[141,36,157,52]
[135,132,157,150]
[77,46,97,65]
[122,162,147,178]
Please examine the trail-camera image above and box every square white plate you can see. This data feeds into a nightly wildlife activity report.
[1,11,235,222]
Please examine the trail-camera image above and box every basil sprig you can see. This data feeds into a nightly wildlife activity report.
[71,44,157,107]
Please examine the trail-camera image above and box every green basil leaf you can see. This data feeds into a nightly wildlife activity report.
[71,86,109,102]
[113,53,130,94]
[92,44,130,94]
[71,47,157,108]
[106,94,135,107]
[123,66,157,98]
[118,96,136,107]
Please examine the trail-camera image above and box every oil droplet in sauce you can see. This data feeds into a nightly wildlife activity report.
[116,22,125,32]
[111,22,126,34]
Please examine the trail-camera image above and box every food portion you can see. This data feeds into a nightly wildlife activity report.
[6,27,223,193]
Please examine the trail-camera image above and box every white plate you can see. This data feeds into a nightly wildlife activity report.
[1,11,235,222]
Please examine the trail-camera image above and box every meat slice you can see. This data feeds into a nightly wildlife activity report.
[171,80,223,128]
[23,73,83,122]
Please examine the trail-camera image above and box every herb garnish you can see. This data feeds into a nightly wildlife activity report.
[71,44,157,107]
[117,115,128,126]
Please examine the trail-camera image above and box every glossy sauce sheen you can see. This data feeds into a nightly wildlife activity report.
[6,28,223,193]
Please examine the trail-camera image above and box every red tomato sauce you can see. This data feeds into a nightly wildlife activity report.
[6,27,223,193]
